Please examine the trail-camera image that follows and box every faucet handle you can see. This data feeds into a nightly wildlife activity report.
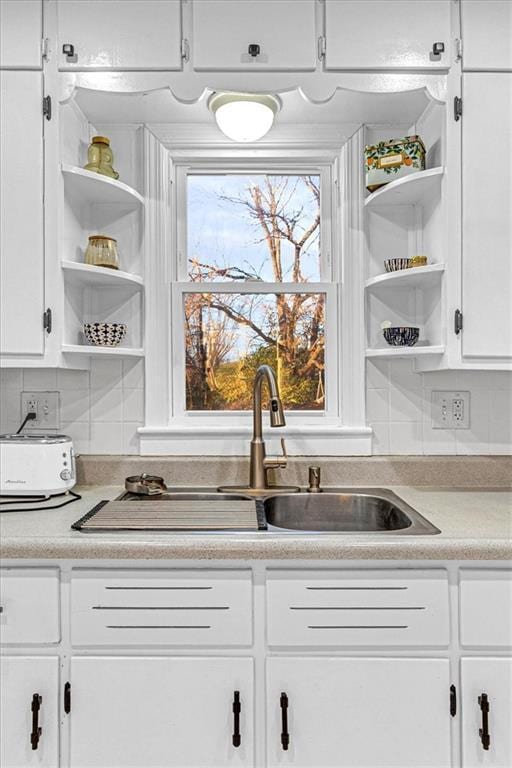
[264,438,288,471]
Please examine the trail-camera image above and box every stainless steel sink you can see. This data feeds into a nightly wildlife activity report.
[118,487,439,535]
[263,488,440,535]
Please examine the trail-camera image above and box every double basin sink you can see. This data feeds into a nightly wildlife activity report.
[124,488,440,535]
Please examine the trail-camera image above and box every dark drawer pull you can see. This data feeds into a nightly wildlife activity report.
[232,690,241,747]
[478,693,490,751]
[280,692,289,751]
[30,693,42,750]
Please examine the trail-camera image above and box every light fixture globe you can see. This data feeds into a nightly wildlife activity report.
[208,92,280,142]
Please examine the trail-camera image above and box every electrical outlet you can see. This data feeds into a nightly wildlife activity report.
[431,390,470,429]
[21,391,60,430]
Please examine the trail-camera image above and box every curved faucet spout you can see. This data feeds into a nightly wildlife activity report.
[253,365,285,440]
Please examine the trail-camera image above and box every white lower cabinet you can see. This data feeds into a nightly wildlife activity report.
[0,656,59,768]
[266,657,452,767]
[69,656,254,767]
[461,658,512,767]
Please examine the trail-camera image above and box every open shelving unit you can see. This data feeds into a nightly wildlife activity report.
[59,93,145,362]
[364,100,447,362]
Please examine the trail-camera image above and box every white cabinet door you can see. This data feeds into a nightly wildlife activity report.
[57,0,182,70]
[267,657,452,767]
[0,70,45,356]
[191,0,316,71]
[325,0,451,70]
[70,656,254,767]
[0,656,59,768]
[461,658,512,767]
[461,73,512,359]
[0,0,42,68]
[461,1,512,71]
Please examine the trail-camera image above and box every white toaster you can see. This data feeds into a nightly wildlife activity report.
[0,434,76,496]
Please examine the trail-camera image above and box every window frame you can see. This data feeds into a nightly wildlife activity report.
[171,161,339,425]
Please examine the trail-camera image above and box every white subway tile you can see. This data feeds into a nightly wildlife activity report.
[0,390,21,429]
[370,422,389,454]
[90,358,123,390]
[122,388,144,423]
[389,387,423,422]
[57,368,90,390]
[0,369,23,390]
[366,360,389,390]
[123,358,144,389]
[90,388,123,422]
[23,369,57,390]
[60,390,90,423]
[123,422,142,455]
[90,422,124,454]
[366,388,389,422]
[61,421,90,454]
[389,421,423,455]
[388,359,422,390]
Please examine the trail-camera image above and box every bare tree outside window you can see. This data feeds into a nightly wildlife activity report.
[184,174,325,411]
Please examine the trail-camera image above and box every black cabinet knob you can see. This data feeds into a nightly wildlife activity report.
[248,43,260,58]
[432,42,445,56]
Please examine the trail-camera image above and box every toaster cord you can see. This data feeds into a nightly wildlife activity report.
[0,490,82,512]
[16,410,37,434]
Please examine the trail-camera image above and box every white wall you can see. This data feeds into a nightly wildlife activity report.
[0,360,511,455]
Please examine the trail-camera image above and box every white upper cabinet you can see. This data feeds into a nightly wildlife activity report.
[191,0,317,71]
[325,0,451,70]
[461,73,512,359]
[56,0,182,70]
[461,1,512,71]
[0,71,45,357]
[0,0,42,68]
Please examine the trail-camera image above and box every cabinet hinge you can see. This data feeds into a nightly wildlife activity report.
[318,35,326,60]
[454,309,463,335]
[181,38,190,62]
[41,37,50,61]
[450,684,457,717]
[43,308,52,334]
[64,682,71,714]
[42,95,52,121]
[455,38,463,62]
[454,96,462,122]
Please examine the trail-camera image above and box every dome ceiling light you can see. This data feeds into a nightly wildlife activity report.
[208,92,281,142]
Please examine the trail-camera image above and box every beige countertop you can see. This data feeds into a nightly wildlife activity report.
[1,485,511,560]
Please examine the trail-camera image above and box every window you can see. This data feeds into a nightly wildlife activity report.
[172,166,338,422]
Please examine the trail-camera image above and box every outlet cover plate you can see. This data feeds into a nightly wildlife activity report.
[21,391,60,430]
[431,390,470,429]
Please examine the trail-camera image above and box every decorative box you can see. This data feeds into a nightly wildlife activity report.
[365,135,426,192]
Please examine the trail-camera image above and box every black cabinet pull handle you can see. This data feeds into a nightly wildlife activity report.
[30,694,42,750]
[280,692,289,751]
[232,690,241,747]
[478,693,490,750]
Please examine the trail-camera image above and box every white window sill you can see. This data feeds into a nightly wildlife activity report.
[138,424,372,456]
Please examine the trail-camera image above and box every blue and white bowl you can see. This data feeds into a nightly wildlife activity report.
[83,322,127,347]
[383,326,419,347]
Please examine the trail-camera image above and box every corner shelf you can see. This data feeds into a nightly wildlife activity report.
[62,344,144,358]
[364,167,444,208]
[62,261,143,289]
[366,345,445,359]
[61,164,144,210]
[365,264,445,291]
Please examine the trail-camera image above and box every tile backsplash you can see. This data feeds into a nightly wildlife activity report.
[1,359,511,455]
[0,359,143,455]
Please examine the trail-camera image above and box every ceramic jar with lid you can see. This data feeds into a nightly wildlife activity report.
[84,235,119,270]
[84,136,119,179]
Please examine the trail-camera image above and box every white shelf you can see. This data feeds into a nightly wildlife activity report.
[61,164,144,209]
[62,344,144,358]
[365,264,445,291]
[364,167,444,208]
[62,261,143,289]
[366,345,445,359]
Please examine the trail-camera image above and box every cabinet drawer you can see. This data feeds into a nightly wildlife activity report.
[267,570,449,647]
[71,570,252,646]
[460,570,512,647]
[0,568,60,644]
